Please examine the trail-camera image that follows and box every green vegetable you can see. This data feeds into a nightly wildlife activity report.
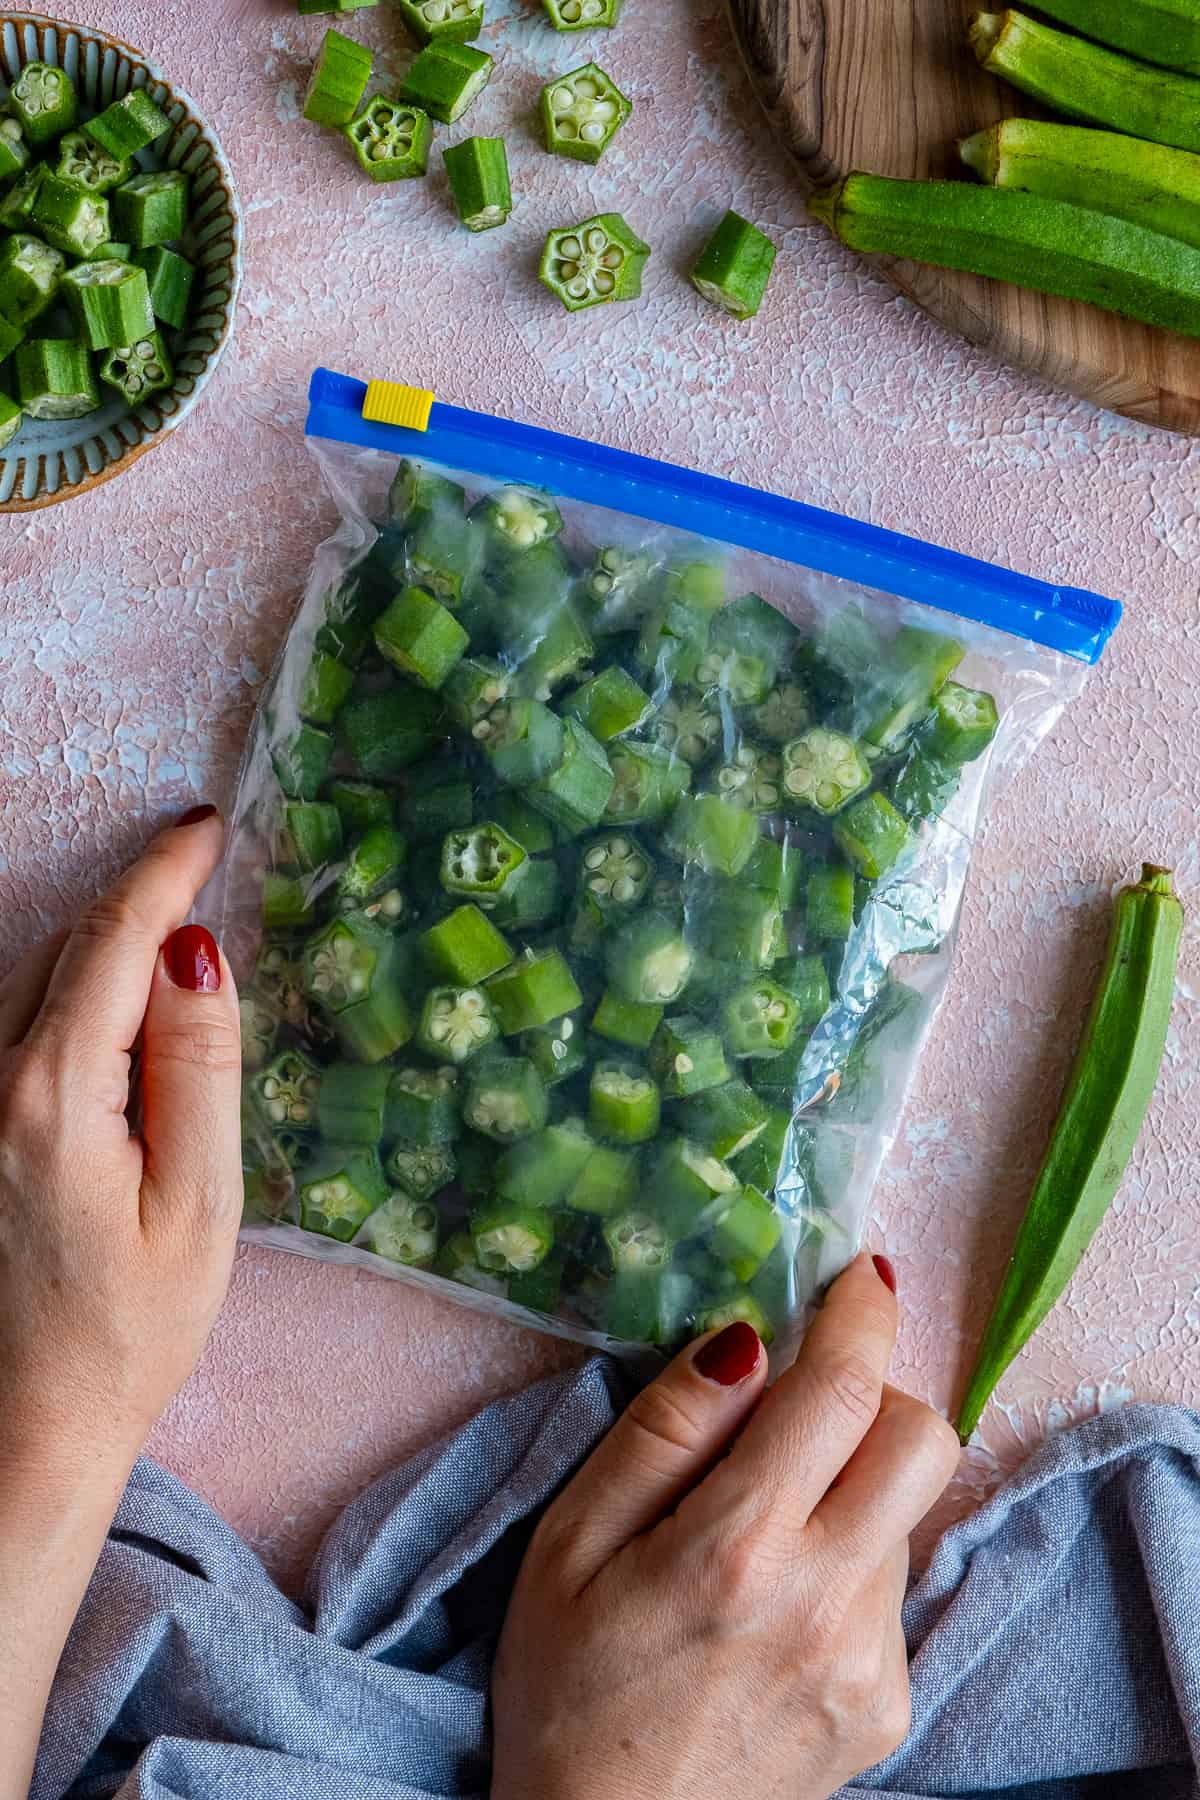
[1026,0,1200,74]
[281,799,344,870]
[663,793,759,877]
[691,885,784,969]
[520,1009,587,1085]
[496,1116,594,1207]
[723,978,803,1059]
[543,0,623,27]
[713,744,784,813]
[462,1054,548,1140]
[388,460,466,527]
[474,699,564,785]
[326,781,392,837]
[417,983,500,1063]
[591,988,663,1049]
[60,260,154,350]
[399,42,494,123]
[133,245,194,329]
[579,545,655,633]
[565,1143,638,1215]
[375,586,469,689]
[832,793,913,881]
[606,741,691,824]
[652,1137,740,1238]
[421,903,512,984]
[387,1139,457,1200]
[806,862,855,943]
[971,10,1200,156]
[753,681,811,744]
[605,1267,693,1343]
[677,1077,769,1159]
[386,1063,461,1143]
[13,338,98,420]
[810,172,1200,342]
[99,332,173,404]
[31,175,109,257]
[408,508,486,604]
[441,821,528,906]
[488,859,560,928]
[607,908,693,1005]
[528,719,614,836]
[694,1290,774,1346]
[359,1191,440,1266]
[690,210,777,319]
[84,88,171,157]
[604,1207,673,1271]
[395,0,485,40]
[317,1062,390,1145]
[578,833,653,913]
[0,114,29,181]
[345,97,433,181]
[302,913,414,1061]
[442,658,510,731]
[889,749,961,822]
[112,169,188,247]
[472,1197,555,1273]
[252,1047,322,1130]
[334,827,407,912]
[261,872,314,930]
[649,1014,729,1098]
[444,136,512,230]
[710,1183,782,1282]
[589,1059,661,1144]
[298,651,355,726]
[0,233,64,325]
[773,954,830,1029]
[304,28,373,126]
[541,63,631,164]
[435,1229,505,1293]
[486,948,582,1032]
[781,727,871,815]
[11,63,77,145]
[300,1146,389,1240]
[0,165,47,230]
[540,213,650,310]
[0,395,23,450]
[55,130,130,193]
[338,688,443,776]
[927,681,1000,764]
[731,1105,790,1192]
[958,865,1183,1442]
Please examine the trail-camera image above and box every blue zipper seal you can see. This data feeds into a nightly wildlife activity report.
[305,368,1121,665]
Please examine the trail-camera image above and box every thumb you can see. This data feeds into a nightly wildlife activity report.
[139,922,243,1240]
[547,1321,766,1583]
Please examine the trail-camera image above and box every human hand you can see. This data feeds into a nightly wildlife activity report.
[492,1252,959,1800]
[0,805,242,1474]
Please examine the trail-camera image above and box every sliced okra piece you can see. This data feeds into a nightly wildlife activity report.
[558,1142,634,1216]
[359,1191,441,1267]
[888,750,960,823]
[693,1289,774,1346]
[485,947,582,1033]
[406,776,474,840]
[854,626,964,754]
[691,210,777,319]
[0,394,24,451]
[130,244,193,328]
[605,741,691,824]
[544,0,623,28]
[604,1208,673,1272]
[471,1198,555,1274]
[606,907,693,1007]
[300,1146,389,1241]
[112,170,189,248]
[262,871,315,931]
[752,680,811,745]
[239,990,280,1071]
[418,983,500,1064]
[387,1139,457,1202]
[712,590,797,667]
[316,575,380,666]
[0,113,29,181]
[462,1054,548,1141]
[563,666,650,742]
[713,743,784,813]
[444,136,512,231]
[496,1115,594,1207]
[650,691,723,767]
[395,0,484,42]
[579,545,656,634]
[252,1047,322,1131]
[520,1010,587,1085]
[565,887,609,957]
[634,595,711,687]
[55,130,130,193]
[316,1062,390,1146]
[81,240,133,262]
[676,1077,769,1159]
[649,1014,730,1098]
[651,1136,740,1239]
[407,509,485,604]
[440,821,528,908]
[695,647,772,707]
[281,799,344,871]
[832,792,913,881]
[0,164,46,230]
[11,63,77,146]
[299,650,355,725]
[338,687,444,777]
[302,913,414,1061]
[541,63,631,165]
[420,902,512,984]
[781,727,871,815]
[13,339,98,421]
[580,831,653,912]
[273,722,335,800]
[742,834,803,909]
[84,88,171,158]
[746,1025,809,1107]
[528,720,614,837]
[435,1230,507,1294]
[387,1063,461,1144]
[304,28,373,126]
[540,212,650,310]
[387,460,465,529]
[591,988,663,1051]
[326,779,393,836]
[0,234,65,327]
[31,176,110,258]
[659,557,727,614]
[345,97,433,182]
[442,656,510,730]
[806,862,855,943]
[509,1253,565,1315]
[709,1184,781,1282]
[335,825,408,912]
[488,858,561,929]
[663,792,759,878]
[375,586,469,690]
[473,699,564,785]
[512,605,595,705]
[61,260,154,351]
[773,954,830,1029]
[400,41,494,124]
[605,1267,693,1345]
[724,978,803,1059]
[927,681,999,764]
[692,884,784,969]
[99,331,174,405]
[589,1059,661,1144]
[730,1103,790,1192]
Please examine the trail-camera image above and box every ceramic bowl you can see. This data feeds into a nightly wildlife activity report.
[0,14,242,511]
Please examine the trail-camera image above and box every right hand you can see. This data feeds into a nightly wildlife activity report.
[492,1252,959,1800]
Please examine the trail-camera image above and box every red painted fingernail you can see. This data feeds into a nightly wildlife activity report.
[163,924,222,993]
[173,803,219,829]
[873,1254,898,1296]
[694,1320,762,1387]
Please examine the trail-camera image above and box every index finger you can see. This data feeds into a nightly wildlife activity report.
[27,807,225,1073]
[685,1251,898,1530]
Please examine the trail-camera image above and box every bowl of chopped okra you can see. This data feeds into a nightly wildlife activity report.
[0,15,242,510]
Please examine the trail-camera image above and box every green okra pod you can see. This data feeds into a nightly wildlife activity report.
[338,688,444,776]
[387,1140,457,1202]
[486,947,583,1032]
[304,28,374,126]
[543,0,623,28]
[958,866,1183,1442]
[0,234,65,326]
[462,1054,548,1141]
[0,114,29,182]
[563,666,650,742]
[694,1290,774,1346]
[723,977,804,1059]
[651,1136,740,1239]
[346,97,433,181]
[359,1192,441,1267]
[690,210,777,319]
[84,88,171,158]
[375,586,469,688]
[302,913,414,1061]
[712,744,785,813]
[781,727,871,815]
[386,1064,462,1144]
[926,680,1000,764]
[606,908,693,1006]
[31,176,110,258]
[440,821,528,907]
[566,1143,639,1215]
[591,988,663,1050]
[435,1230,506,1295]
[540,213,650,310]
[0,165,47,230]
[0,395,23,451]
[11,63,77,145]
[709,1183,782,1283]
[317,1062,390,1145]
[810,172,1200,341]
[605,1268,694,1345]
[134,245,195,329]
[61,260,154,351]
[99,332,174,405]
[1025,0,1200,75]
[832,793,913,881]
[300,1147,389,1240]
[395,0,485,42]
[112,169,189,247]
[605,741,692,824]
[472,1198,555,1273]
[806,862,855,943]
[527,719,614,836]
[676,1077,770,1160]
[400,42,494,123]
[590,1059,661,1145]
[14,338,98,420]
[281,799,344,870]
[55,130,130,193]
[444,136,512,231]
[496,1116,594,1207]
[520,1010,588,1085]
[421,903,513,984]
[649,1014,729,1098]
[474,699,564,785]
[663,793,760,878]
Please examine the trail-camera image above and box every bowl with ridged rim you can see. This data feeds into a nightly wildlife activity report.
[0,14,242,511]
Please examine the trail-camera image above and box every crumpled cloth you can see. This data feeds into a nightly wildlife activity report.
[34,1358,1200,1800]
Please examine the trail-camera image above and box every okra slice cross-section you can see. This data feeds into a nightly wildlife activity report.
[723,977,803,1059]
[781,727,871,815]
[0,115,29,182]
[714,743,784,812]
[540,213,650,310]
[651,691,723,766]
[388,1140,457,1202]
[55,131,131,193]
[300,1148,389,1242]
[581,832,652,909]
[541,64,631,165]
[472,1199,555,1274]
[462,1055,548,1141]
[544,0,623,27]
[359,1192,440,1267]
[99,332,174,404]
[927,681,1000,764]
[444,136,512,231]
[0,234,65,326]
[475,484,562,553]
[418,984,500,1063]
[604,1209,672,1272]
[400,42,494,124]
[346,98,433,181]
[253,1047,322,1130]
[607,908,693,1006]
[440,822,528,905]
[590,1060,661,1145]
[32,176,110,258]
[690,210,778,319]
[395,0,485,43]
[11,62,77,145]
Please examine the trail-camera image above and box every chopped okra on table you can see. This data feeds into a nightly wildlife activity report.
[237,444,1008,1356]
[0,62,193,442]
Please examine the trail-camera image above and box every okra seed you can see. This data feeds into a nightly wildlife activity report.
[675,1053,693,1074]
[551,88,572,112]
[585,228,606,252]
[582,123,604,143]
[593,271,615,295]
[267,1099,286,1123]
[560,236,582,258]
[566,277,588,299]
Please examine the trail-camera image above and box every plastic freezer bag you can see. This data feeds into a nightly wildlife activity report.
[212,368,1120,1367]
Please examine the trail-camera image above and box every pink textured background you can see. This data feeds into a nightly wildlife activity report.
[3,0,1199,1591]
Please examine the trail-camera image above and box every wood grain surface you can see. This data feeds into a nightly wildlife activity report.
[728,0,1200,432]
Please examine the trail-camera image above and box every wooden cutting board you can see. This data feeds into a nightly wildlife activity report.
[728,0,1200,432]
